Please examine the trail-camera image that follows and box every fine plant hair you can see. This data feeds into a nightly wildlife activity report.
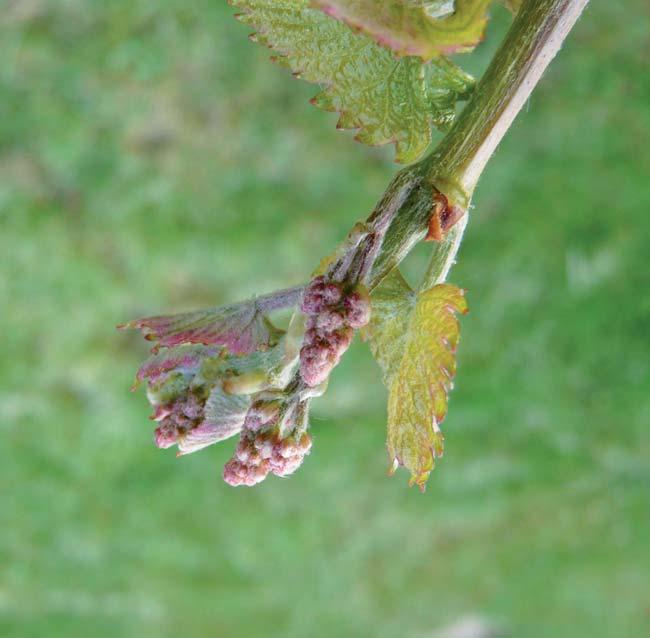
[120,0,589,490]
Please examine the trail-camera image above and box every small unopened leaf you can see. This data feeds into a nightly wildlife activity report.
[120,300,282,356]
[177,387,251,455]
[230,0,474,162]
[313,0,491,60]
[140,344,258,454]
[364,270,467,490]
[135,344,223,385]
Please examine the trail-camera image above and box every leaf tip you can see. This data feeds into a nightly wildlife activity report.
[408,470,431,492]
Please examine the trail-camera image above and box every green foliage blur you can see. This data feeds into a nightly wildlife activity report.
[1,2,648,637]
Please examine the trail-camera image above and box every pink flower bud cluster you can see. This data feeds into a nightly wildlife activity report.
[223,421,312,487]
[223,399,312,486]
[299,277,371,387]
[153,390,206,449]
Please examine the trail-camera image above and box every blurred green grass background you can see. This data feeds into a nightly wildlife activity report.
[1,1,649,637]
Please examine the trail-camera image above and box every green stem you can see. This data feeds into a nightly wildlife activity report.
[419,214,468,290]
[426,0,590,199]
[368,0,589,288]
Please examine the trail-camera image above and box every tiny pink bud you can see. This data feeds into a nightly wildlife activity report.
[247,449,263,467]
[300,361,330,387]
[235,441,251,462]
[302,326,318,346]
[154,423,178,449]
[278,439,298,459]
[223,459,245,486]
[298,433,312,453]
[322,282,343,306]
[253,463,269,482]
[254,437,274,459]
[329,326,354,354]
[244,412,263,431]
[301,277,328,314]
[343,287,371,328]
[271,454,304,477]
[315,309,345,331]
[300,343,330,366]
[308,276,326,291]
[181,393,203,419]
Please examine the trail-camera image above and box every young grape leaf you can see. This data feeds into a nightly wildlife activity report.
[363,270,468,490]
[120,300,283,356]
[230,0,474,163]
[313,0,492,61]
